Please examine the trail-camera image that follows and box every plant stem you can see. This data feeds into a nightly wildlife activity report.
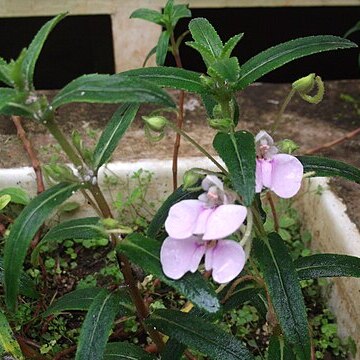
[167,122,228,175]
[266,192,279,232]
[45,117,83,168]
[170,31,186,190]
[271,88,296,135]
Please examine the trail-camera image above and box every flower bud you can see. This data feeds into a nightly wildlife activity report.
[208,117,232,132]
[142,115,168,132]
[277,139,299,154]
[292,73,315,94]
[183,170,201,189]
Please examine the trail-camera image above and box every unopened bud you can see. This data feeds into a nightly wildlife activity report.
[142,115,168,132]
[277,139,299,154]
[208,117,232,132]
[292,73,315,94]
[183,170,201,189]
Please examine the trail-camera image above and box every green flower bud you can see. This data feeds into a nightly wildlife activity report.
[292,73,315,93]
[142,115,168,132]
[183,170,201,189]
[208,117,232,132]
[277,139,299,154]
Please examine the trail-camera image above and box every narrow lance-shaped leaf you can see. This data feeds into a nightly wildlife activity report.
[188,18,223,59]
[213,131,256,206]
[52,74,175,109]
[253,234,311,360]
[297,155,360,184]
[118,233,221,313]
[93,103,140,169]
[221,33,244,59]
[147,184,202,238]
[43,287,134,317]
[0,187,30,205]
[21,13,66,88]
[236,35,357,90]
[156,31,170,66]
[146,309,254,360]
[104,342,156,360]
[295,253,360,280]
[0,309,24,360]
[267,336,296,360]
[4,182,81,311]
[31,217,105,265]
[75,290,121,360]
[121,67,206,94]
[130,8,164,25]
[171,4,191,26]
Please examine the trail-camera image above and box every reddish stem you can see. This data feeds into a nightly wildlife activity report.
[305,126,360,154]
[12,115,45,194]
[266,192,279,232]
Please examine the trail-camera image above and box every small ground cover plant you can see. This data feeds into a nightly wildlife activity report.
[0,1,360,359]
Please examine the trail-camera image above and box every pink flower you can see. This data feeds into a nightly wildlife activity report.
[160,175,247,283]
[255,131,303,198]
[160,235,245,284]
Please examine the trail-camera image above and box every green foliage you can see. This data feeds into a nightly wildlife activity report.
[4,183,81,311]
[147,309,254,359]
[213,131,256,206]
[0,187,30,206]
[253,234,311,360]
[103,342,156,360]
[51,74,175,109]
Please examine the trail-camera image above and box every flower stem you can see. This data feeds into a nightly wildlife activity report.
[167,122,228,175]
[271,88,296,135]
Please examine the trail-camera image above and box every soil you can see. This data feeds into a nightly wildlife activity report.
[1,80,360,229]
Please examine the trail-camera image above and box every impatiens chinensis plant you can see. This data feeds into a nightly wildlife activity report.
[1,1,360,359]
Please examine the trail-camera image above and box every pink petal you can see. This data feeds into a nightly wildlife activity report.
[160,236,204,280]
[193,208,213,235]
[203,204,247,240]
[165,200,203,239]
[255,160,263,193]
[204,246,214,271]
[260,159,273,189]
[210,240,246,284]
[270,154,303,198]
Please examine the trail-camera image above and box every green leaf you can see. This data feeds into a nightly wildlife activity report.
[267,336,296,360]
[188,18,223,59]
[31,217,105,265]
[295,254,360,280]
[147,184,202,238]
[0,187,30,205]
[93,103,139,169]
[118,233,221,313]
[43,287,103,316]
[52,74,175,109]
[171,4,191,26]
[221,34,244,59]
[156,31,170,66]
[297,155,360,184]
[0,309,24,360]
[21,13,66,89]
[213,131,256,206]
[121,67,205,94]
[4,182,81,311]
[0,257,38,299]
[0,58,12,86]
[143,46,157,67]
[344,20,360,38]
[236,35,357,90]
[0,88,18,113]
[187,41,216,67]
[0,195,11,211]
[103,342,156,360]
[161,338,186,360]
[253,234,310,360]
[75,290,121,360]
[208,57,240,83]
[130,8,164,25]
[44,287,133,318]
[146,309,254,359]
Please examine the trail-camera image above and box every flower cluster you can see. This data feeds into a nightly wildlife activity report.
[160,131,304,284]
[160,175,247,284]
